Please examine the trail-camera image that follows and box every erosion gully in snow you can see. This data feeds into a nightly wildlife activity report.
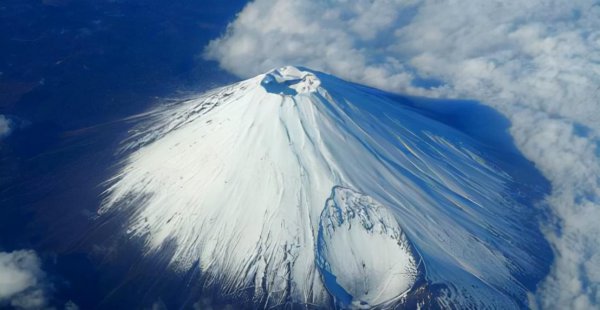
[99,66,551,309]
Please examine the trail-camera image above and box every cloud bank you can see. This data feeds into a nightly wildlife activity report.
[205,0,600,308]
[0,250,49,309]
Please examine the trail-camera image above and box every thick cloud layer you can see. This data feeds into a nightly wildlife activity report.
[0,250,48,309]
[205,0,600,308]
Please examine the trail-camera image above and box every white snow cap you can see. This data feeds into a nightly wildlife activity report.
[101,67,549,308]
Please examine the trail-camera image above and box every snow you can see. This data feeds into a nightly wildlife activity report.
[317,187,419,308]
[101,66,550,308]
[261,65,321,95]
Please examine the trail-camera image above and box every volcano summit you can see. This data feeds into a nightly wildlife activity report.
[100,66,551,309]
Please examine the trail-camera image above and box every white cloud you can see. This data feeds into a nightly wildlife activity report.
[64,300,79,310]
[205,0,600,308]
[0,115,12,139]
[0,250,49,309]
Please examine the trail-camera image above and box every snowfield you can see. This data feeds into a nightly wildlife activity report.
[100,66,551,308]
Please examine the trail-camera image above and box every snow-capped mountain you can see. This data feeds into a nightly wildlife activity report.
[100,66,550,309]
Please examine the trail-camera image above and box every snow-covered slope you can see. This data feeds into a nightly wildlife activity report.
[100,66,550,308]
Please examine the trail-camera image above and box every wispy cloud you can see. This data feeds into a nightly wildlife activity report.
[0,115,12,139]
[205,0,600,308]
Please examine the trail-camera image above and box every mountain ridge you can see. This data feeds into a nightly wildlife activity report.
[99,66,551,309]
